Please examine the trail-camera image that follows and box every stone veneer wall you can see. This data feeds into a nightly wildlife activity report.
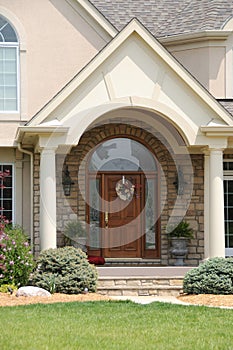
[33,153,40,255]
[33,123,204,265]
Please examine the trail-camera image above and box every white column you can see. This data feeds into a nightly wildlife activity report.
[40,147,57,250]
[209,148,225,257]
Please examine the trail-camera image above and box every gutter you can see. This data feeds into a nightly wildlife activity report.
[17,143,34,252]
[159,30,232,46]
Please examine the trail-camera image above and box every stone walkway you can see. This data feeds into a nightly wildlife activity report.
[110,295,188,305]
[110,295,233,309]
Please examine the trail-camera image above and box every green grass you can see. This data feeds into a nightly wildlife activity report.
[0,300,233,350]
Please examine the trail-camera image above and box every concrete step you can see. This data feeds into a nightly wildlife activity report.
[96,266,193,297]
[97,276,183,297]
[97,266,192,277]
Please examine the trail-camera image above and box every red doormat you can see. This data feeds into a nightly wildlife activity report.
[88,256,105,265]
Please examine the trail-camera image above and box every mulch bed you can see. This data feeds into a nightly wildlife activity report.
[178,294,233,307]
[1,292,233,308]
[0,292,111,307]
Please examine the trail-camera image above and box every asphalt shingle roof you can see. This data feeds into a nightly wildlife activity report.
[218,100,233,116]
[90,0,233,37]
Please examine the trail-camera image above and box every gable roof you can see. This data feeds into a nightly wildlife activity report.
[90,0,233,37]
[27,18,233,133]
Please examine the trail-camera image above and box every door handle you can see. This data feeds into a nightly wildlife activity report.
[105,211,108,228]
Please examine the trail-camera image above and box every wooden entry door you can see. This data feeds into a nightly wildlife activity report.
[102,174,142,258]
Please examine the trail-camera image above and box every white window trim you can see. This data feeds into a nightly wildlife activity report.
[223,165,233,256]
[0,163,14,223]
[0,43,20,113]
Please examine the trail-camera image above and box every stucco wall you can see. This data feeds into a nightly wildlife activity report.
[0,0,109,119]
[171,45,225,98]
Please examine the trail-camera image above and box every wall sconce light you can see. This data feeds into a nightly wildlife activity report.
[173,166,186,195]
[62,165,74,196]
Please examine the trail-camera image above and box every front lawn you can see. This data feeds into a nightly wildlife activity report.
[1,301,232,350]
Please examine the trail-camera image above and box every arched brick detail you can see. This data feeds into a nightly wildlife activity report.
[55,123,203,265]
[32,122,204,265]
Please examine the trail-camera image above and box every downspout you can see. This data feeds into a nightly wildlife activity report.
[17,143,34,252]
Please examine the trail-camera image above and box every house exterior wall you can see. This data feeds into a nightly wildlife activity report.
[0,3,230,263]
[0,0,109,120]
[170,45,226,98]
[0,0,112,242]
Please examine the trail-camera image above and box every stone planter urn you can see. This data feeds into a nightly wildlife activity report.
[170,237,188,266]
[64,220,87,252]
[73,237,87,253]
[168,220,193,266]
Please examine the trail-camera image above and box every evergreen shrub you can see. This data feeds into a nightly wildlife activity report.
[30,246,98,294]
[183,257,233,295]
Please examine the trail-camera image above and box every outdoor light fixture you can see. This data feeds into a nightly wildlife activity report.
[173,166,186,195]
[62,165,74,196]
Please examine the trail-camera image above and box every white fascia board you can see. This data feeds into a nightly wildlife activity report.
[72,0,117,38]
[201,126,233,136]
[16,126,69,142]
[28,19,233,127]
[200,125,233,136]
[159,30,232,46]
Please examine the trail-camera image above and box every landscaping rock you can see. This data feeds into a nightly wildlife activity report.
[16,286,51,297]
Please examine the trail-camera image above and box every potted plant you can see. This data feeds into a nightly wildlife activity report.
[64,220,87,252]
[168,220,193,266]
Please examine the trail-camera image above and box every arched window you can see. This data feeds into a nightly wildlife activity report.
[0,16,18,112]
[89,138,157,172]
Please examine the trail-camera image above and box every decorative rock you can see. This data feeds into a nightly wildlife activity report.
[16,286,51,297]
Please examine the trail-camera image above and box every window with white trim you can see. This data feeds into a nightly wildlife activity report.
[223,161,233,256]
[0,16,19,112]
[0,164,13,222]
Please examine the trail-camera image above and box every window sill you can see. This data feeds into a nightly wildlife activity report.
[0,112,21,121]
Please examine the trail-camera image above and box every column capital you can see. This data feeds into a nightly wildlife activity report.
[209,147,225,152]
[39,146,58,154]
[202,147,224,156]
[36,132,66,152]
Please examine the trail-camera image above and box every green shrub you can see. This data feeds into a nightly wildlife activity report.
[0,223,34,287]
[183,257,233,295]
[0,283,17,293]
[64,220,86,239]
[168,220,193,238]
[30,246,98,294]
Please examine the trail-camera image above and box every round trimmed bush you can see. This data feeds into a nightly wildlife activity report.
[183,257,233,295]
[30,247,98,294]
